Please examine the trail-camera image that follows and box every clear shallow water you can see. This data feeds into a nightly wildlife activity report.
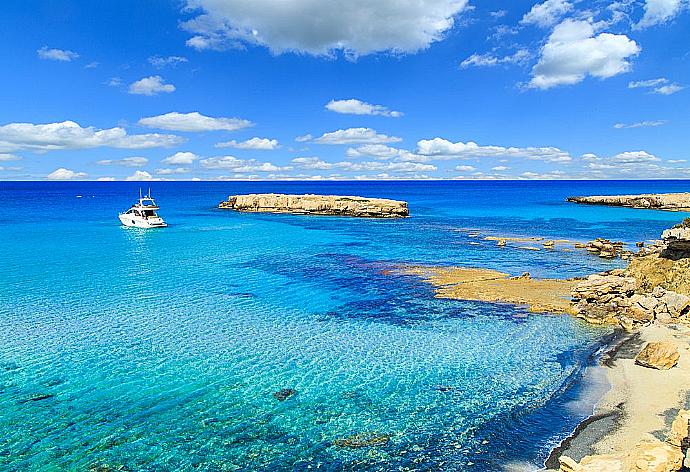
[0,181,687,471]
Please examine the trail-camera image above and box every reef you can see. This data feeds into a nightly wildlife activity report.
[219,194,409,218]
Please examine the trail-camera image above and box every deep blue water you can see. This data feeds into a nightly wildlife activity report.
[0,180,687,471]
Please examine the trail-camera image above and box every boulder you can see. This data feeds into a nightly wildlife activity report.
[635,342,680,370]
[559,439,684,472]
[666,409,690,448]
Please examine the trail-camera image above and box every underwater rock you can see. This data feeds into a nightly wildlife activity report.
[635,342,680,370]
[333,433,390,448]
[22,393,54,403]
[273,388,297,401]
[219,194,409,218]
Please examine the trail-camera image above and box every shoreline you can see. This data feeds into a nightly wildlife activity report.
[545,324,690,470]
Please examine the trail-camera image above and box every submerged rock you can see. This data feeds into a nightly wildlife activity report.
[21,393,54,403]
[219,194,409,218]
[635,342,680,370]
[273,388,297,401]
[333,433,390,448]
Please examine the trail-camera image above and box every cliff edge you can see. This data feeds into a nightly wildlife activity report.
[566,193,690,212]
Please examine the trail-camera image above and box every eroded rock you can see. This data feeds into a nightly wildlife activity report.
[635,342,680,370]
[559,439,684,472]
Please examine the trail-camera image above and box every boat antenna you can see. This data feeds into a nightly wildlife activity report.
[139,188,142,199]
[148,187,151,198]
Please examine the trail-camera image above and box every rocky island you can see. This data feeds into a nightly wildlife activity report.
[566,193,690,211]
[218,193,409,218]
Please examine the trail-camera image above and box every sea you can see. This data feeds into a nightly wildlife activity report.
[0,180,687,471]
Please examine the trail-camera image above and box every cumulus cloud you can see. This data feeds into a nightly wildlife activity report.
[182,0,469,57]
[161,151,200,165]
[609,150,660,163]
[325,99,403,117]
[637,0,689,28]
[148,55,189,67]
[97,177,116,181]
[128,76,176,95]
[156,167,191,175]
[291,157,436,173]
[628,77,684,94]
[310,128,402,145]
[216,137,279,149]
[455,165,476,171]
[125,170,155,181]
[529,19,640,89]
[521,0,574,27]
[416,138,572,162]
[613,120,667,129]
[200,155,290,172]
[0,153,21,161]
[460,49,530,68]
[37,46,79,62]
[0,121,183,153]
[97,156,149,167]
[46,168,87,180]
[139,112,253,132]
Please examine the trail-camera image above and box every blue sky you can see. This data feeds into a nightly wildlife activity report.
[0,0,688,181]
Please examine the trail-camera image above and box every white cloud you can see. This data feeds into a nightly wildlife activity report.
[156,167,191,175]
[161,151,200,165]
[530,19,640,89]
[97,177,116,181]
[128,76,176,95]
[295,134,312,142]
[311,128,402,145]
[85,61,99,69]
[139,112,253,132]
[200,156,290,172]
[346,144,406,160]
[37,46,79,62]
[655,84,684,95]
[455,165,476,171]
[97,157,149,167]
[637,0,689,28]
[460,49,530,68]
[182,0,469,57]
[46,168,87,180]
[0,153,21,161]
[609,150,660,163]
[613,120,667,129]
[628,77,684,94]
[325,99,403,117]
[416,138,572,162]
[106,77,123,87]
[148,55,189,67]
[0,121,183,153]
[521,0,574,27]
[216,137,279,149]
[492,166,510,171]
[291,157,436,173]
[125,170,155,181]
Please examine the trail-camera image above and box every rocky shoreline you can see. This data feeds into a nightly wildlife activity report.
[567,193,690,212]
[404,221,690,471]
[218,193,409,218]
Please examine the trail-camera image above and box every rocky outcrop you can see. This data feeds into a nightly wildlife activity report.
[661,221,690,253]
[566,193,690,212]
[219,194,409,218]
[666,409,690,449]
[559,438,684,472]
[585,238,628,259]
[635,341,681,370]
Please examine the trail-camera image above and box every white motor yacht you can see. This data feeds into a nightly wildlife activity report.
[119,190,167,228]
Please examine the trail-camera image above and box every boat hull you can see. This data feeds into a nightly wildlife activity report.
[118,214,167,228]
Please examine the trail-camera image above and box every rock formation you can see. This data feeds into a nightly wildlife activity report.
[558,438,684,472]
[634,341,681,370]
[566,193,690,212]
[219,194,409,218]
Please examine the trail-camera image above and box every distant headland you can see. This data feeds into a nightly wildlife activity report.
[567,193,690,212]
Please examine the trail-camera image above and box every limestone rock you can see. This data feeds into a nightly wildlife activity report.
[635,342,680,370]
[666,409,690,448]
[219,194,409,218]
[559,439,684,472]
[566,193,690,212]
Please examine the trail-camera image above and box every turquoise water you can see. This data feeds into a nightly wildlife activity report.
[0,181,687,471]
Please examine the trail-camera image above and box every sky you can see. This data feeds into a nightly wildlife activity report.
[0,0,688,181]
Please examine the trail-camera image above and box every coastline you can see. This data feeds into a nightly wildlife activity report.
[545,323,690,470]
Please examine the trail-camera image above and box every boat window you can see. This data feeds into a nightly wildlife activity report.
[143,210,155,217]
